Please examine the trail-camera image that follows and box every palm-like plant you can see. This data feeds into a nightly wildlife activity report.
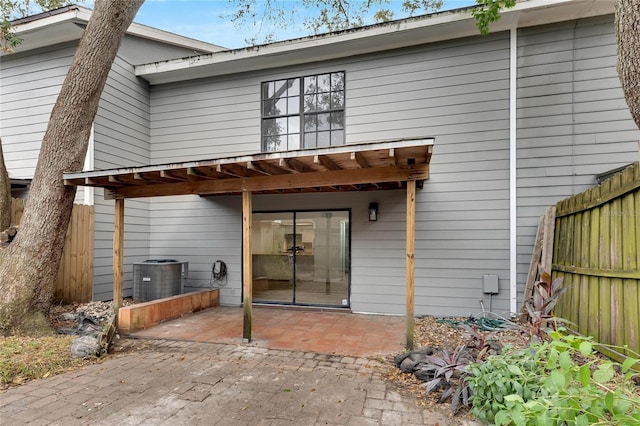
[417,345,472,413]
[526,270,567,342]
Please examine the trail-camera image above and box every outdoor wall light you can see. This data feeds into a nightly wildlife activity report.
[368,202,378,222]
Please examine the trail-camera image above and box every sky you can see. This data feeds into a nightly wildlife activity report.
[132,0,477,49]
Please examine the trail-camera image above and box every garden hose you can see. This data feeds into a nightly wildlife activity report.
[436,316,515,332]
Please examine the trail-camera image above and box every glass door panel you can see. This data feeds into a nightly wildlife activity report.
[252,212,294,303]
[251,210,350,307]
[294,211,349,306]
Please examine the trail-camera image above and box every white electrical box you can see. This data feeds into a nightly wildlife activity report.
[483,274,499,295]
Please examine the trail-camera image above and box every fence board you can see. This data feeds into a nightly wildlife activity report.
[11,199,93,303]
[553,162,640,354]
[10,198,24,224]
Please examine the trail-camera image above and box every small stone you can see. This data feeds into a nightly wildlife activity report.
[399,357,417,373]
[412,347,435,356]
[60,312,78,321]
[414,369,434,382]
[71,335,101,358]
[393,351,411,368]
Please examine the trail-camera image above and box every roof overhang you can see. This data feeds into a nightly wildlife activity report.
[9,178,31,189]
[63,139,434,199]
[3,5,224,57]
[135,0,614,85]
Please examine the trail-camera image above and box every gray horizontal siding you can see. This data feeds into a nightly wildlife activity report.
[146,15,638,317]
[93,55,151,301]
[149,195,242,305]
[148,32,511,316]
[516,14,640,305]
[0,41,87,203]
[0,43,76,179]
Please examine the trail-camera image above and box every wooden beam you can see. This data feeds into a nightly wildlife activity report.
[406,180,416,350]
[160,170,189,181]
[314,155,341,171]
[64,138,434,182]
[252,160,290,176]
[113,198,124,320]
[113,165,429,198]
[552,264,640,280]
[217,164,250,178]
[247,161,270,175]
[541,205,557,274]
[279,158,307,173]
[351,151,370,168]
[107,174,144,186]
[522,214,545,313]
[242,191,253,342]
[389,148,398,166]
[187,167,221,180]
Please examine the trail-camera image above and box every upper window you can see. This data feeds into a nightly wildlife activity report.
[261,72,345,152]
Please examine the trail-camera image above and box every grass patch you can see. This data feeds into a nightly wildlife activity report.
[0,335,89,388]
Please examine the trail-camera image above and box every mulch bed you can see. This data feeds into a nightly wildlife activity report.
[379,316,530,424]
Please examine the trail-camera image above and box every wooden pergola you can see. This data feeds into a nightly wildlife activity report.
[63,138,434,348]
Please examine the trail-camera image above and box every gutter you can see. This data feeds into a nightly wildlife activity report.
[135,0,614,84]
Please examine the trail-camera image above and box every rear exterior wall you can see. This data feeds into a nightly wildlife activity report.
[146,15,639,315]
[0,41,85,202]
[92,55,151,301]
[148,31,512,315]
[515,15,639,304]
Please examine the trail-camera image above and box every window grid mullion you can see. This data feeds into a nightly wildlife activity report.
[262,72,344,152]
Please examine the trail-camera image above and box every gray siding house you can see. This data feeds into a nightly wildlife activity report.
[2,0,638,318]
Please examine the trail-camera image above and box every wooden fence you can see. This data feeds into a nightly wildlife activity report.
[10,198,94,303]
[553,162,640,354]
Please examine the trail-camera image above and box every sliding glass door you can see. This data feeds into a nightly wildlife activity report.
[251,210,350,307]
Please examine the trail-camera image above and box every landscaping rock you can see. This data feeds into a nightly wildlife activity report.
[56,302,116,358]
[60,312,78,321]
[71,335,101,358]
[396,347,435,373]
[414,368,435,382]
[77,301,115,323]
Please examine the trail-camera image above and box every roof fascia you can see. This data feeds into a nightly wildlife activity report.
[9,6,90,33]
[135,0,614,85]
[10,5,223,54]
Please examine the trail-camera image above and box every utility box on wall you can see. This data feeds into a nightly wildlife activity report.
[482,274,499,295]
[133,259,188,302]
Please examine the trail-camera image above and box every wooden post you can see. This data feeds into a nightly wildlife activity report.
[541,205,557,274]
[242,191,253,342]
[113,198,124,317]
[406,180,416,350]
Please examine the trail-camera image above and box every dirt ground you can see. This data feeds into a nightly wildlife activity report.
[380,315,529,422]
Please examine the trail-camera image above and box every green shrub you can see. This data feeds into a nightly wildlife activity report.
[466,330,640,425]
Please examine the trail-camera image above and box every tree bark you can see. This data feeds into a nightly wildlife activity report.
[616,0,640,131]
[0,138,10,232]
[0,0,144,333]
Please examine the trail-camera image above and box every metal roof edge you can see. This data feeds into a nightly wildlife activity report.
[134,0,614,83]
[8,5,224,54]
[63,138,434,179]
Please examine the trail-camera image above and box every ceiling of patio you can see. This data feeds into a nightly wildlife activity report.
[63,138,433,199]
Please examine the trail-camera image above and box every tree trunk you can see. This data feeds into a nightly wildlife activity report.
[0,138,10,232]
[616,0,640,131]
[0,0,144,334]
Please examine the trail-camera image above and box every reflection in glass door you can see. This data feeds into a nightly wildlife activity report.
[251,210,350,307]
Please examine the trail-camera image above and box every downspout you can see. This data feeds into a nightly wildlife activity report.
[83,123,95,205]
[509,27,518,314]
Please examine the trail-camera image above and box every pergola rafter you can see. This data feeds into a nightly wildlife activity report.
[63,138,434,348]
